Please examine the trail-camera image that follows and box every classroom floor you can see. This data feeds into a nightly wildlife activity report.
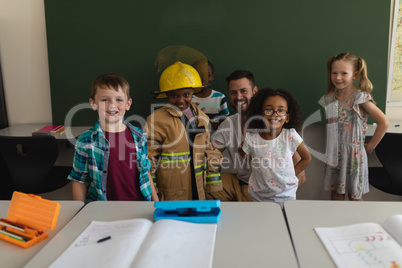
[40,182,73,200]
[38,180,402,202]
[38,125,402,202]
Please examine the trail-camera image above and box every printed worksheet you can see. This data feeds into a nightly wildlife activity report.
[315,220,402,267]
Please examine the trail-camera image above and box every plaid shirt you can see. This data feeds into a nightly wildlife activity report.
[68,121,152,202]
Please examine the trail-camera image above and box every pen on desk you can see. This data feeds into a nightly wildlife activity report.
[6,229,32,241]
[3,228,32,241]
[97,236,111,243]
[0,221,25,232]
[0,229,25,242]
[0,218,35,231]
[395,124,400,127]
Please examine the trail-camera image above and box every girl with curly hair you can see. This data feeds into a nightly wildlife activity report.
[240,88,311,206]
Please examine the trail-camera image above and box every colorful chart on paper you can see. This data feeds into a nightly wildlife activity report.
[315,223,402,268]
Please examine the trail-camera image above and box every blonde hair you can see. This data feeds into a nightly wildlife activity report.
[326,52,373,97]
[91,73,130,100]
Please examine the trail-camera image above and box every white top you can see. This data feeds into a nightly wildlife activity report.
[243,129,302,205]
[212,113,251,182]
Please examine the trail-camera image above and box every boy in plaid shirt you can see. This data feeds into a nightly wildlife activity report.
[68,74,158,202]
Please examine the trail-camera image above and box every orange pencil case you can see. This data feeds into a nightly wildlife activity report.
[0,191,60,248]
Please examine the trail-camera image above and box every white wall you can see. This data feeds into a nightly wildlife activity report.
[0,0,52,125]
[386,106,402,121]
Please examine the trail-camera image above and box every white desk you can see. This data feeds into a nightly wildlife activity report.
[25,201,298,268]
[366,121,402,136]
[284,200,402,268]
[0,123,89,141]
[0,200,83,268]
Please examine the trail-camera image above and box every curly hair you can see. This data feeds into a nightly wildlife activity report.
[246,88,302,132]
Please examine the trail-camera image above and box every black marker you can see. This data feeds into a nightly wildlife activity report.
[97,236,111,243]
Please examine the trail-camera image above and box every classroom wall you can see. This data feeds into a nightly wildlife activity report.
[1,0,401,126]
[0,0,52,125]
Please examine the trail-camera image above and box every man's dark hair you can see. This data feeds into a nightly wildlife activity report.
[226,70,255,87]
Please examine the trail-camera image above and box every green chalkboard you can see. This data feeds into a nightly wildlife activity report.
[44,0,390,127]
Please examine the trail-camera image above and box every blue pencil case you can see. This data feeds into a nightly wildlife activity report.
[154,200,221,223]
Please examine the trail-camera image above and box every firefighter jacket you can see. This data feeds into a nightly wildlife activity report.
[144,103,222,200]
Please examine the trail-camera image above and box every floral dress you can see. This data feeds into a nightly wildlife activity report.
[318,90,372,199]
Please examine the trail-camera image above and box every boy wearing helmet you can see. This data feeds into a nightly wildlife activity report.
[145,62,223,200]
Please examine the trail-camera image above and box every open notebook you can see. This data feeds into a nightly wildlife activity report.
[49,218,217,268]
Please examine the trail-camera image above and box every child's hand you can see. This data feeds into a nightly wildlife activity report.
[364,143,374,154]
[293,152,307,186]
[359,102,389,155]
[238,141,246,158]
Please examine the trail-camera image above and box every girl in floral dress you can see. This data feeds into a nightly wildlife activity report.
[319,52,389,201]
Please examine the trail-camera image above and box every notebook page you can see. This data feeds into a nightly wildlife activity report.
[49,219,152,268]
[131,219,217,268]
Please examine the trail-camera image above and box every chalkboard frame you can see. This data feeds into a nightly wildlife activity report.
[44,0,390,127]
